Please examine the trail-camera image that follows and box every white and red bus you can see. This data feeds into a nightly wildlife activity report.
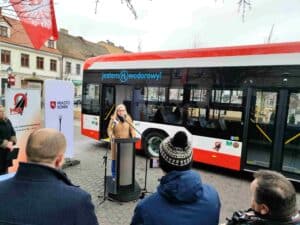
[82,41,300,181]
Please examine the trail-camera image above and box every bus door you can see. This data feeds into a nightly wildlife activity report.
[242,89,278,169]
[242,88,300,178]
[100,85,115,138]
[282,91,300,177]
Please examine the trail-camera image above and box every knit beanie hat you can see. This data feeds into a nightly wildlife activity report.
[159,131,193,172]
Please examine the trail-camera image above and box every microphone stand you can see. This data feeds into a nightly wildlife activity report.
[123,117,152,199]
[98,146,109,205]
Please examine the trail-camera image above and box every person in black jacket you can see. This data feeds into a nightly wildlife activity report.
[0,105,16,175]
[0,128,99,225]
[225,170,300,225]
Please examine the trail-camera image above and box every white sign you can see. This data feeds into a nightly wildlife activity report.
[83,114,99,131]
[44,80,74,158]
[5,88,41,172]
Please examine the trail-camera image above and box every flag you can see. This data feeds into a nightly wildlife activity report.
[10,0,58,49]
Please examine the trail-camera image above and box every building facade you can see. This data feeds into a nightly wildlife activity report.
[0,11,61,99]
[0,10,129,104]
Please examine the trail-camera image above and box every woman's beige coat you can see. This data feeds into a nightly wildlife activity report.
[107,115,136,160]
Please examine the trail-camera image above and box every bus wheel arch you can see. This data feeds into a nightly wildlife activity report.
[142,129,168,158]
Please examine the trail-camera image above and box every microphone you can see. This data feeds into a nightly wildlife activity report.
[119,114,126,123]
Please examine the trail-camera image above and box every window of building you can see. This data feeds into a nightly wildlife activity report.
[65,61,71,74]
[1,50,11,64]
[50,59,57,71]
[76,64,81,75]
[36,57,44,69]
[48,40,55,48]
[21,53,29,67]
[0,26,8,37]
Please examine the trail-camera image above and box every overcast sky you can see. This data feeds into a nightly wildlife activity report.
[54,0,300,52]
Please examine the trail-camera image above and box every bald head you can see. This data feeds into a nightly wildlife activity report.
[26,128,66,165]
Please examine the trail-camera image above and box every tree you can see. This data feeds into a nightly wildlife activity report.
[95,0,145,20]
[238,0,251,22]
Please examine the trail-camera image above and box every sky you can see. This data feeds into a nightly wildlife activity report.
[53,0,300,52]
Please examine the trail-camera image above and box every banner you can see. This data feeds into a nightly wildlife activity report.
[9,0,59,49]
[44,80,74,158]
[5,88,42,172]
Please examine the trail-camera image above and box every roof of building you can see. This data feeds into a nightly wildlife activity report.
[98,40,130,54]
[57,30,109,60]
[0,15,60,55]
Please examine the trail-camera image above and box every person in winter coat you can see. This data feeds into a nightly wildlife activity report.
[131,131,221,225]
[0,105,16,175]
[0,128,99,225]
[107,104,136,179]
[225,170,300,225]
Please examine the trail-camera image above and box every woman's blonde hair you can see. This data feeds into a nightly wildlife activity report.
[111,104,128,119]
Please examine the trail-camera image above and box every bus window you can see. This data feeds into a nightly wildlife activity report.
[254,91,277,124]
[169,88,183,101]
[143,87,166,123]
[190,89,208,102]
[231,90,243,104]
[146,87,166,102]
[82,83,100,114]
[212,89,243,105]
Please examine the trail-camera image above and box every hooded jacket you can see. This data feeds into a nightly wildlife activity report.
[131,170,221,225]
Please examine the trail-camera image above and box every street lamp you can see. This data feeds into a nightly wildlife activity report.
[6,66,15,88]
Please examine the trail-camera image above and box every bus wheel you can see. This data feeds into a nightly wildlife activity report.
[143,131,167,158]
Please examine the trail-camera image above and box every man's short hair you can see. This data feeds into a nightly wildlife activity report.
[26,128,66,164]
[253,170,296,218]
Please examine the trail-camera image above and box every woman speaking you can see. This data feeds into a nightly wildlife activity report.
[107,104,136,179]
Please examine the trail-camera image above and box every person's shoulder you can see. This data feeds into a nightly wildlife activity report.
[136,192,161,210]
[201,183,221,201]
[57,180,91,198]
[58,183,93,206]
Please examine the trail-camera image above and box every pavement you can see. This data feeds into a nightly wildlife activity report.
[64,120,300,225]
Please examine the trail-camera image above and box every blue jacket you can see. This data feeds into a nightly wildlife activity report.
[0,162,99,225]
[131,170,221,225]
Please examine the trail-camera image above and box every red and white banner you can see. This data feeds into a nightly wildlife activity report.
[5,88,42,172]
[10,0,58,49]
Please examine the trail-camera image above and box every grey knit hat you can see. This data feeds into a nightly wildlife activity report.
[159,131,192,168]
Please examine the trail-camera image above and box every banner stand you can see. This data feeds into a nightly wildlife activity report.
[62,158,80,169]
[44,80,78,167]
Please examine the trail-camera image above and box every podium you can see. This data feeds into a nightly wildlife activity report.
[107,138,141,202]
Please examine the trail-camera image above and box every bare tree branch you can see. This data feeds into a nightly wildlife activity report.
[95,0,100,14]
[122,0,137,20]
[238,0,251,22]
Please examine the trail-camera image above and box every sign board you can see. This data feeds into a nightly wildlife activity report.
[44,80,74,158]
[5,88,41,172]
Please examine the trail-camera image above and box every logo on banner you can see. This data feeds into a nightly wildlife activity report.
[50,100,70,109]
[10,93,28,115]
[50,101,56,109]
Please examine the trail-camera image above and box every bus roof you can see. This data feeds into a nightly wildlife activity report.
[84,42,300,70]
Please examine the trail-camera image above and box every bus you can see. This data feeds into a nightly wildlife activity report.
[82,41,300,181]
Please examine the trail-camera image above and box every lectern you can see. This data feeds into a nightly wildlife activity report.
[107,138,141,202]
